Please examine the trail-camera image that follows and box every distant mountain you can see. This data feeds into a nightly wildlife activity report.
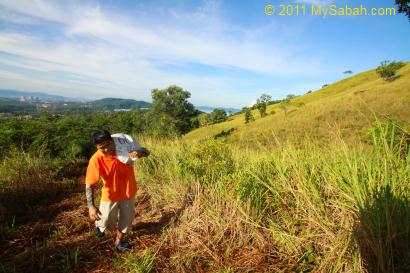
[0,89,242,114]
[196,105,241,114]
[0,89,83,101]
[89,98,151,110]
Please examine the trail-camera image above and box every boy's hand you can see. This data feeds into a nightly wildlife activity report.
[128,151,139,158]
[89,206,102,221]
[129,147,150,158]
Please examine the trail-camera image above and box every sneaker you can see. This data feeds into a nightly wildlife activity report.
[116,241,132,252]
[95,227,104,238]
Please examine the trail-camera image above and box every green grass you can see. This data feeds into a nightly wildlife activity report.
[112,249,156,273]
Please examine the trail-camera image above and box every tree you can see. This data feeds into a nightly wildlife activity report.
[255,93,272,118]
[256,101,267,117]
[244,107,254,123]
[259,94,272,103]
[343,70,353,74]
[376,60,405,81]
[395,0,410,20]
[208,109,228,124]
[151,85,197,135]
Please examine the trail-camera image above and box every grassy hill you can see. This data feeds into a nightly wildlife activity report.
[185,63,410,146]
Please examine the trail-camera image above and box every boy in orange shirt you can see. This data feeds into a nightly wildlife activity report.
[85,130,149,252]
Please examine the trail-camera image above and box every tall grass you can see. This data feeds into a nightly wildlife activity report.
[132,121,410,272]
[0,148,85,225]
[0,148,91,273]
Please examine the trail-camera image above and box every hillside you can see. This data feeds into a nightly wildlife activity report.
[89,98,151,110]
[0,97,36,114]
[184,63,410,146]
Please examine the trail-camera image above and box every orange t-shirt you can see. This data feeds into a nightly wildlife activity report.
[85,150,137,202]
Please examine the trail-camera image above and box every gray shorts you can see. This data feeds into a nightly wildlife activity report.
[96,197,135,233]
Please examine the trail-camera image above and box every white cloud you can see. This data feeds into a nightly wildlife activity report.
[0,0,74,24]
[0,0,323,106]
[0,9,36,24]
[0,70,27,81]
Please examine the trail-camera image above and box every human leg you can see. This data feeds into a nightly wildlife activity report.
[118,196,136,233]
[115,197,135,250]
[95,201,119,234]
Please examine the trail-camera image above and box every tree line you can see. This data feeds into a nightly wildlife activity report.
[0,85,205,160]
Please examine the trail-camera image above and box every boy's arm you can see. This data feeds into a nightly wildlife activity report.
[86,184,101,221]
[86,184,96,207]
[85,157,101,221]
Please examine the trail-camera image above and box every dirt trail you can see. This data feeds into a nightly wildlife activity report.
[0,178,182,273]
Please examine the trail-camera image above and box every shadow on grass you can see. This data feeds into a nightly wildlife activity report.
[0,232,119,273]
[0,159,87,226]
[386,75,401,82]
[354,185,410,273]
[0,188,117,273]
[213,128,236,140]
[0,181,83,227]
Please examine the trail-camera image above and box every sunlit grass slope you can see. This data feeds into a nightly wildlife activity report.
[185,63,410,146]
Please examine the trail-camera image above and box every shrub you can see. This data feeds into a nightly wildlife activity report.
[376,60,405,81]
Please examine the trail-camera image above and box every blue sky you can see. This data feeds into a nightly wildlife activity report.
[0,0,409,108]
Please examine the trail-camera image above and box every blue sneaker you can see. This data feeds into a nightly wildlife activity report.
[95,227,104,238]
[116,241,132,252]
